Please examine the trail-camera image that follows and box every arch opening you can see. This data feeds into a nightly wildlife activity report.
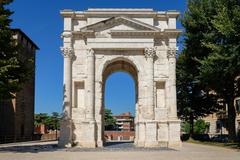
[102,59,138,146]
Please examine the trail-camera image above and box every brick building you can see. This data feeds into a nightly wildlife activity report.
[113,112,134,131]
[104,112,135,141]
[0,29,39,142]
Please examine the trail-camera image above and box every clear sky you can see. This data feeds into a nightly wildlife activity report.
[8,0,187,115]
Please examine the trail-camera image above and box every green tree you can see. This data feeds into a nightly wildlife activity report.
[0,0,32,99]
[180,0,240,141]
[34,112,61,130]
[48,112,61,130]
[177,53,218,136]
[198,0,240,141]
[34,113,49,126]
[104,108,116,130]
[178,0,221,136]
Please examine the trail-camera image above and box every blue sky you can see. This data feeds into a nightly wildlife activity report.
[9,0,186,115]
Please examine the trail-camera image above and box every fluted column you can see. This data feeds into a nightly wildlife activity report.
[61,46,74,120]
[167,47,177,119]
[86,49,95,121]
[144,47,156,120]
[59,46,73,147]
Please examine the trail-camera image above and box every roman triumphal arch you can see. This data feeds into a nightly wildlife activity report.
[59,8,182,149]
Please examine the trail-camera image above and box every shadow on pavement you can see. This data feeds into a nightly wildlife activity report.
[104,141,134,147]
[0,141,175,153]
[0,142,60,153]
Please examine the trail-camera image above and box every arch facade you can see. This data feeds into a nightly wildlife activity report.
[59,8,182,149]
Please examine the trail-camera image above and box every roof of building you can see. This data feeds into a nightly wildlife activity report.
[12,29,39,50]
[113,112,134,118]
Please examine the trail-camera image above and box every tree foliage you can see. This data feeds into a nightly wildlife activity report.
[34,112,61,130]
[182,119,209,134]
[179,0,240,141]
[0,0,32,99]
[104,108,116,130]
[177,51,219,135]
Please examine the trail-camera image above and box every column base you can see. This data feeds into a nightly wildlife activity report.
[144,141,159,148]
[58,119,72,148]
[168,141,182,150]
[135,141,169,148]
[134,141,145,147]
[71,120,97,148]
[75,141,97,148]
[97,140,103,147]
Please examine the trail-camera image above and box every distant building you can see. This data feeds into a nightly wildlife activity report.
[104,112,135,142]
[0,29,39,142]
[203,97,240,136]
[113,112,134,131]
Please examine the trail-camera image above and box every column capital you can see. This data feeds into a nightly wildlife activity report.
[87,48,94,57]
[167,47,177,59]
[60,46,74,58]
[144,47,156,58]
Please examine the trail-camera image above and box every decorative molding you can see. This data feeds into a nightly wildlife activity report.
[61,31,73,39]
[60,46,74,58]
[144,47,156,58]
[167,47,177,58]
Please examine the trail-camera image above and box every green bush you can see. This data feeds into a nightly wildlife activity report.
[181,119,208,134]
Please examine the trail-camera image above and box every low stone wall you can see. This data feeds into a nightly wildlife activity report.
[104,131,135,141]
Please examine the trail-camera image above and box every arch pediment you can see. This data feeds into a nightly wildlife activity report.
[80,16,160,33]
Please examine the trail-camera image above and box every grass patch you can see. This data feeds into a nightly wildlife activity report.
[187,138,240,150]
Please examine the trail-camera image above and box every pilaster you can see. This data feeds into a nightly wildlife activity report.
[143,47,156,120]
[167,47,177,119]
[86,48,95,121]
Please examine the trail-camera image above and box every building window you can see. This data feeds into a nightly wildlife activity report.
[236,99,240,112]
[216,121,222,133]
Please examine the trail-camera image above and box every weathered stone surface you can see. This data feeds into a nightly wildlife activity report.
[59,8,182,149]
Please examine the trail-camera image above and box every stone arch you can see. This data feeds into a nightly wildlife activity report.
[101,57,139,144]
[96,55,145,83]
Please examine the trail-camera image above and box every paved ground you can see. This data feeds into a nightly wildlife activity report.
[0,141,239,160]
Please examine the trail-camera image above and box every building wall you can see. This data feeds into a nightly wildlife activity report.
[203,99,240,135]
[0,30,38,142]
[104,131,135,141]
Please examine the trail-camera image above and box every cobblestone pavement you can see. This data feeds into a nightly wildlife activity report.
[0,141,239,160]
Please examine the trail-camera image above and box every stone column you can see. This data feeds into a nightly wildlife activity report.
[59,46,73,147]
[167,47,177,119]
[143,47,158,147]
[86,49,95,121]
[84,48,96,147]
[144,47,156,120]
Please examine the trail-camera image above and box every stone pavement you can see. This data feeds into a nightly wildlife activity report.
[0,141,239,160]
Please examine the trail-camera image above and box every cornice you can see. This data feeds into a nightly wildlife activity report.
[61,8,181,20]
[163,29,182,37]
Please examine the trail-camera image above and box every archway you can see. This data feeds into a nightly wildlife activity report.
[102,60,138,145]
[60,8,182,149]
